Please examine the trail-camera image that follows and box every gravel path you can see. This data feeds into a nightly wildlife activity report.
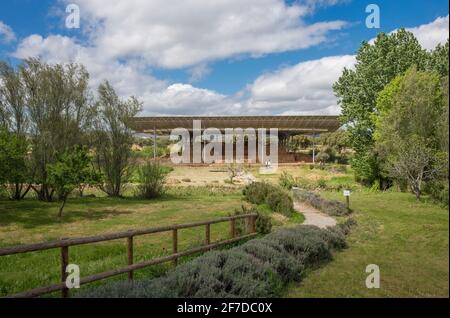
[294,201,336,229]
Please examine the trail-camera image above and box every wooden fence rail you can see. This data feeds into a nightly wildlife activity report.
[0,213,257,298]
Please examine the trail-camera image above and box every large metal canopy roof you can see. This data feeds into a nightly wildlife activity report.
[131,116,341,134]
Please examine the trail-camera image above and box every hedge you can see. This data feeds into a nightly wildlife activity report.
[243,182,294,217]
[79,219,355,298]
[292,188,351,216]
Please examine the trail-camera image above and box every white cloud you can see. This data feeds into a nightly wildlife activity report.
[13,34,231,115]
[11,34,358,116]
[369,15,449,50]
[0,21,16,43]
[65,0,347,68]
[246,55,356,115]
[406,15,449,50]
[141,83,233,115]
[11,0,349,116]
[14,34,166,101]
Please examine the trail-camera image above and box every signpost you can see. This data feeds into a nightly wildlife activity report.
[343,190,350,212]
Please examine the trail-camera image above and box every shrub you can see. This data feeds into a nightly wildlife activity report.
[154,250,283,298]
[230,205,257,236]
[424,180,449,206]
[238,239,303,284]
[136,161,169,199]
[316,152,330,164]
[279,171,296,189]
[266,189,293,217]
[265,226,333,265]
[243,182,294,217]
[80,221,354,298]
[335,218,357,236]
[242,182,270,204]
[255,212,272,234]
[293,188,350,216]
[317,178,327,189]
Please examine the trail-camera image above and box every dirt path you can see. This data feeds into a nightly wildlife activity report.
[294,201,336,229]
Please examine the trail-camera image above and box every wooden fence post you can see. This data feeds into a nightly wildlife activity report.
[230,219,236,238]
[205,224,210,245]
[127,236,133,281]
[172,229,178,266]
[61,244,69,298]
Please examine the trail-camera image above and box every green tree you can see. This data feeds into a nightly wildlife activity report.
[427,40,449,77]
[0,62,31,199]
[318,130,349,160]
[0,129,31,199]
[94,81,142,197]
[19,59,94,201]
[0,62,27,134]
[376,67,447,199]
[289,135,311,151]
[334,29,427,185]
[47,146,93,218]
[437,76,449,153]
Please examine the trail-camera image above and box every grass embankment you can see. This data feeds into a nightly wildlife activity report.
[286,191,449,297]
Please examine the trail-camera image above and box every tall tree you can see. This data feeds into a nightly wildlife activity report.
[94,81,142,197]
[333,29,427,185]
[427,39,449,77]
[19,59,94,201]
[0,129,31,199]
[0,62,27,135]
[0,62,31,199]
[376,67,447,199]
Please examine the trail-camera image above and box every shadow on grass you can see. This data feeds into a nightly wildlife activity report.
[0,207,133,229]
[0,191,236,229]
[0,197,155,228]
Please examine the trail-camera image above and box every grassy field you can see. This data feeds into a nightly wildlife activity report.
[0,183,304,297]
[1,164,448,298]
[0,187,250,296]
[286,191,449,297]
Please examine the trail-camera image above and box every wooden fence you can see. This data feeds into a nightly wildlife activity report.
[0,213,258,298]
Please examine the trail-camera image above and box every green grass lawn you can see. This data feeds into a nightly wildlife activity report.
[1,164,447,298]
[0,187,249,297]
[0,185,303,297]
[286,191,449,297]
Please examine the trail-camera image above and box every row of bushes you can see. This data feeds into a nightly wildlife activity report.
[308,164,348,173]
[242,182,294,217]
[424,180,449,206]
[80,219,355,298]
[279,172,357,192]
[293,188,351,216]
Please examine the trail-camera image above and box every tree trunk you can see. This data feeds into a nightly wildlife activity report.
[58,196,67,219]
[20,184,31,200]
[412,184,421,200]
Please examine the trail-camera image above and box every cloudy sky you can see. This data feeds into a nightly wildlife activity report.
[0,0,448,116]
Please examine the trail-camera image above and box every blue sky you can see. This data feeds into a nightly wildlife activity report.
[0,0,448,115]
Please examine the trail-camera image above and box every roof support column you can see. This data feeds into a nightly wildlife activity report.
[153,125,156,161]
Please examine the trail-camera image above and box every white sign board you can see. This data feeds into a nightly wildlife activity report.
[343,190,351,197]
